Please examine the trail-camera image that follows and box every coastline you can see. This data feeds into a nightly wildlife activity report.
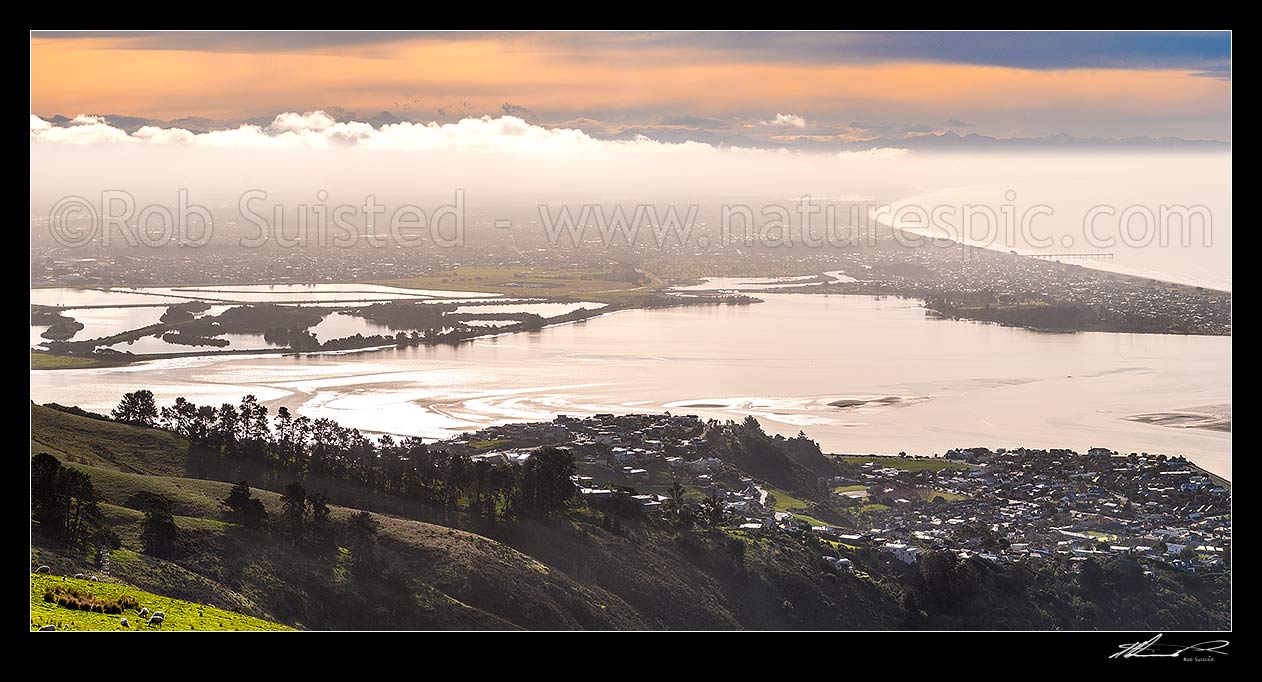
[30,291,1230,480]
[879,186,1232,293]
[31,270,1231,370]
[30,293,760,369]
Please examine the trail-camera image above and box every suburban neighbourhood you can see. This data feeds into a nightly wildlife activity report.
[443,413,1231,576]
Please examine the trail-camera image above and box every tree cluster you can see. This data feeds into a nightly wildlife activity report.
[113,391,579,519]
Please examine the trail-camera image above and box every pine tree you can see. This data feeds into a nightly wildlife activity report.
[308,492,334,549]
[111,390,158,426]
[141,494,178,558]
[221,480,268,528]
[279,482,308,545]
[348,511,379,572]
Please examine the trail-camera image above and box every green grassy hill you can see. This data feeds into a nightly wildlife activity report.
[31,353,127,370]
[31,573,290,631]
[30,404,905,630]
[29,466,653,630]
[32,403,190,475]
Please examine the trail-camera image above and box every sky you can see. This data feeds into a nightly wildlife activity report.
[30,31,1231,143]
[29,31,1231,292]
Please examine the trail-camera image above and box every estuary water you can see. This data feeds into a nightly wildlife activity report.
[29,291,1232,479]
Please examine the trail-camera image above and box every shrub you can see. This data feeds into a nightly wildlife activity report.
[44,585,133,615]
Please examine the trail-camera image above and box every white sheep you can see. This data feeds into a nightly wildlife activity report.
[38,624,55,631]
[120,618,129,628]
[152,610,165,618]
[35,565,50,574]
[139,607,149,618]
[148,614,164,626]
[73,573,84,579]
[88,575,98,581]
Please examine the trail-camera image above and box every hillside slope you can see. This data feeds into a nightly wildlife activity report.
[33,404,1226,631]
[29,462,652,630]
[31,404,900,630]
[30,573,290,631]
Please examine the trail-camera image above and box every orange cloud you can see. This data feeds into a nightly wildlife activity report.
[30,35,1229,132]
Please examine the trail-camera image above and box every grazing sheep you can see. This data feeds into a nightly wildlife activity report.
[38,625,55,631]
[120,618,129,628]
[35,565,50,574]
[73,573,84,579]
[139,607,149,618]
[88,575,98,581]
[152,611,165,619]
[147,614,164,626]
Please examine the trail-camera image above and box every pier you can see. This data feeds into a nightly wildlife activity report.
[1030,253,1115,261]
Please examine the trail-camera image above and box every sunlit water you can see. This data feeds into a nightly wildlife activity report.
[29,292,1232,479]
[463,319,525,328]
[673,272,859,293]
[29,283,502,308]
[71,306,168,340]
[29,285,508,347]
[107,332,285,354]
[134,283,500,303]
[308,312,394,340]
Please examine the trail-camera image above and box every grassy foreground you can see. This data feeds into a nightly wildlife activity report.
[30,573,292,632]
[30,353,126,370]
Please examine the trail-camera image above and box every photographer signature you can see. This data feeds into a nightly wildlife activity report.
[1111,634,1229,659]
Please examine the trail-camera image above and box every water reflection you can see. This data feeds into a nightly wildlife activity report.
[30,293,1232,478]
